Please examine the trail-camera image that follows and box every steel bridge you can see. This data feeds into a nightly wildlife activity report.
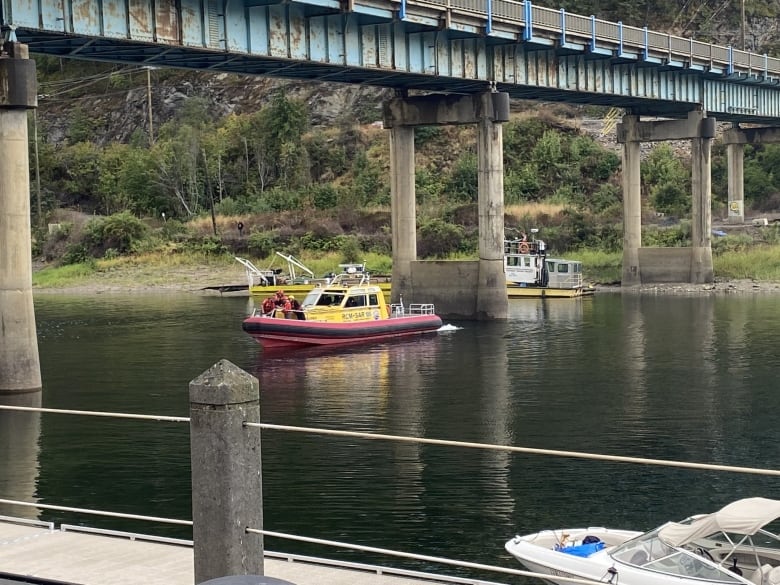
[3,0,780,123]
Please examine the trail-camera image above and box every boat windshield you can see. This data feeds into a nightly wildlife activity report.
[611,529,743,583]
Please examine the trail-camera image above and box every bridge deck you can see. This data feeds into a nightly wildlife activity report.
[0,520,484,585]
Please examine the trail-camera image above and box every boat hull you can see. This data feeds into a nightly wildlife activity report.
[252,282,592,300]
[507,284,594,298]
[506,528,683,585]
[243,314,443,348]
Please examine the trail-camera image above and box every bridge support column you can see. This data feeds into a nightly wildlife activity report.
[726,142,745,224]
[389,125,416,303]
[617,110,715,285]
[722,125,780,225]
[691,129,714,284]
[383,91,509,319]
[476,92,507,319]
[620,115,642,287]
[0,42,41,395]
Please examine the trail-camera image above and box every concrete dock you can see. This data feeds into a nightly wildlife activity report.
[0,519,503,585]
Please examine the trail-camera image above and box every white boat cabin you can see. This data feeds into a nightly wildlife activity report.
[504,238,583,290]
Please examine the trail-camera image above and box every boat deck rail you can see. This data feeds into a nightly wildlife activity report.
[549,271,583,290]
[391,303,436,317]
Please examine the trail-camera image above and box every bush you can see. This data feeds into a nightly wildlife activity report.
[340,236,362,263]
[418,219,465,258]
[160,219,190,240]
[61,243,92,266]
[247,230,282,258]
[309,184,341,210]
[642,224,691,247]
[185,235,228,256]
[83,211,148,256]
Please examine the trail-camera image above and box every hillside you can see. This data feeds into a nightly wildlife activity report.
[35,65,392,146]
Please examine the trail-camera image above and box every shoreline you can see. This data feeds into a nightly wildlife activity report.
[31,276,780,297]
[30,258,780,296]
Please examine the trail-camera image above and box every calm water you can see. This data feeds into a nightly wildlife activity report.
[1,292,778,581]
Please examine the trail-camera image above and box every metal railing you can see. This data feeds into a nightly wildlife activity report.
[393,0,780,78]
[1,381,779,583]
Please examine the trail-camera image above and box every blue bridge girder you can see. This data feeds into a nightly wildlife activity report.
[3,0,780,124]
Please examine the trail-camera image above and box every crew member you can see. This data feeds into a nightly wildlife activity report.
[289,295,305,320]
[274,290,287,318]
[261,296,275,316]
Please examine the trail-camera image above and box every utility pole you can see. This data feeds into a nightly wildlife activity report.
[740,0,746,50]
[146,67,154,145]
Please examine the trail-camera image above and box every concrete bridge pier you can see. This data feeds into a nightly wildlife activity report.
[691,131,714,284]
[388,124,416,300]
[475,92,507,319]
[617,110,715,286]
[0,41,41,395]
[722,125,780,225]
[383,91,509,319]
[726,139,745,224]
[620,115,642,287]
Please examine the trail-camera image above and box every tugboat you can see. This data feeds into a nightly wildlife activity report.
[242,270,442,349]
[505,229,592,298]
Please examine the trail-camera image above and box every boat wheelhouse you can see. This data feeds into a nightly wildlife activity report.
[504,235,590,298]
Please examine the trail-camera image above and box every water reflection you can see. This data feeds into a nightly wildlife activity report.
[0,392,41,519]
[0,292,773,579]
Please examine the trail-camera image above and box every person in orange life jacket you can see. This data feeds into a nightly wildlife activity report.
[288,295,305,320]
[261,296,275,316]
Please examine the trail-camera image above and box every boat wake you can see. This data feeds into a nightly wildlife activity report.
[438,324,462,332]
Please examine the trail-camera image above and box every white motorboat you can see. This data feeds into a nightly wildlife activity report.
[505,497,780,585]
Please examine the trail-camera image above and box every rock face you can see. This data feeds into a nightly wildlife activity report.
[37,69,393,146]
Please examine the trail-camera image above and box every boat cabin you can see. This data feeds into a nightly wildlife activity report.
[504,238,583,289]
[301,284,389,323]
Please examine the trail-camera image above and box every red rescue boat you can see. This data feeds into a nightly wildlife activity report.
[243,273,442,349]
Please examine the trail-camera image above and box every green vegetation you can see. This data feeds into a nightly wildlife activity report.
[28,58,780,288]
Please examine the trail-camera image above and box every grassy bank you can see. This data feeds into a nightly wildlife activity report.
[31,243,780,291]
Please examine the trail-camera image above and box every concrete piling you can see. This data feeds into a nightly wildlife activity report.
[0,41,41,395]
[189,359,263,584]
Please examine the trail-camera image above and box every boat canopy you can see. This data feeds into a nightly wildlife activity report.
[658,498,780,547]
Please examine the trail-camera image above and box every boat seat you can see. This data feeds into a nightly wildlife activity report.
[629,550,649,566]
[748,564,774,585]
[767,566,780,585]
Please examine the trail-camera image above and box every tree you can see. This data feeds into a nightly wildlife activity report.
[642,144,691,215]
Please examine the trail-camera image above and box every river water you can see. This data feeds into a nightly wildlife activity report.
[1,292,778,582]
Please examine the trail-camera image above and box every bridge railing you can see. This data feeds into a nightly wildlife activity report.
[395,0,780,78]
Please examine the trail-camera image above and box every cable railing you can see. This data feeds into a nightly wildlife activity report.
[1,401,778,583]
[0,404,778,476]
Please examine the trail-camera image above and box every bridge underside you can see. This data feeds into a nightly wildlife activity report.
[4,0,780,123]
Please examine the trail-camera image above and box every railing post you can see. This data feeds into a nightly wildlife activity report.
[523,0,532,41]
[189,359,263,584]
